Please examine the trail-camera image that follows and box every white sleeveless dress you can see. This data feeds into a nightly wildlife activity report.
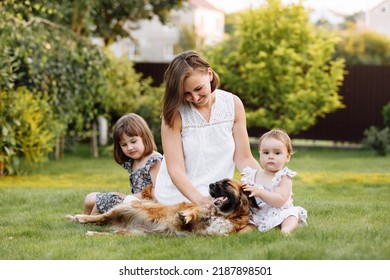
[154,89,236,205]
[241,166,308,232]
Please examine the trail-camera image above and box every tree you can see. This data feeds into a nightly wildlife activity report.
[175,25,198,54]
[1,1,109,170]
[0,88,60,175]
[13,0,186,46]
[1,0,181,173]
[205,0,345,135]
[334,29,390,65]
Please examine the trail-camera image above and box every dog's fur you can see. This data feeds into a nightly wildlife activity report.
[66,178,258,236]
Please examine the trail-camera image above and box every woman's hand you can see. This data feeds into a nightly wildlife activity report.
[194,195,215,209]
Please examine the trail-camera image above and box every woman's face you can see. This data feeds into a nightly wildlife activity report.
[182,68,213,108]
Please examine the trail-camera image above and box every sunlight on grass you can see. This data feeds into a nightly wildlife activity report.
[298,171,390,186]
[0,173,128,188]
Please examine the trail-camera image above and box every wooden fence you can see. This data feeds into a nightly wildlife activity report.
[135,63,390,143]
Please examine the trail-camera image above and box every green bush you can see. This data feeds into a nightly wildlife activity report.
[334,30,390,65]
[383,102,390,129]
[363,126,390,156]
[134,86,164,151]
[0,88,61,174]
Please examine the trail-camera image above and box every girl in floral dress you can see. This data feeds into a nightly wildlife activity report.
[83,113,162,214]
[241,129,307,234]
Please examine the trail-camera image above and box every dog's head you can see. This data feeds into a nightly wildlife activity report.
[209,178,258,216]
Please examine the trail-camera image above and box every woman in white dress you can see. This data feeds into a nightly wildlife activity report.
[154,50,260,208]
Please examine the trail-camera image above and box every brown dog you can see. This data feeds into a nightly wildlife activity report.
[66,178,258,236]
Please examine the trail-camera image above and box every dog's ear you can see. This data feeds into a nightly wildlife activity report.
[242,187,260,209]
[248,196,259,209]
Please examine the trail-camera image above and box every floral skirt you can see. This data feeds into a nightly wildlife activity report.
[250,205,308,232]
[96,193,125,213]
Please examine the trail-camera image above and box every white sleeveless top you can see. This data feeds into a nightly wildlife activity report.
[154,89,236,205]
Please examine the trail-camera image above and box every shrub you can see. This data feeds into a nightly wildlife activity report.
[363,126,390,156]
[0,87,61,175]
[383,102,390,129]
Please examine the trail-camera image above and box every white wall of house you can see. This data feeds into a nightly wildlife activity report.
[365,0,390,37]
[110,0,225,62]
[193,4,224,45]
[356,0,390,37]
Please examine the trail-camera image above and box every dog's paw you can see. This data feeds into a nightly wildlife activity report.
[85,231,110,236]
[178,210,193,224]
[73,214,87,223]
[64,214,76,221]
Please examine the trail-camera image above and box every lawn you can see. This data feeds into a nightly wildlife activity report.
[0,144,389,260]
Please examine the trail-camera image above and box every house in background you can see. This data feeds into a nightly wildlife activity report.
[110,0,225,62]
[356,0,390,37]
[171,0,225,46]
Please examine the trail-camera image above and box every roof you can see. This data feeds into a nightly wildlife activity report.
[189,0,223,13]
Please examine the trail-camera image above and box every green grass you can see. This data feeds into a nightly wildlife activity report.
[0,145,389,260]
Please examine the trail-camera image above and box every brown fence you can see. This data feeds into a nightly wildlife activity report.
[294,65,390,142]
[135,63,390,142]
[134,62,169,87]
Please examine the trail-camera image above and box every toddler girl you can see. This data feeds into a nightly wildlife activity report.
[241,129,307,234]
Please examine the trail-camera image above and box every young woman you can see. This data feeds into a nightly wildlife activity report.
[154,50,260,208]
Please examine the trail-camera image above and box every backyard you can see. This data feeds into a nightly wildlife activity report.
[0,144,389,260]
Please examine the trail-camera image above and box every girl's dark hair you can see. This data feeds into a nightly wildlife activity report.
[113,113,157,164]
[162,50,220,127]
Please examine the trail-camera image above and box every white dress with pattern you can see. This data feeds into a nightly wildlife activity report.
[154,89,236,205]
[241,166,308,232]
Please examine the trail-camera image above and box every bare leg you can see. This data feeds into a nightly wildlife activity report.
[83,192,99,214]
[238,224,256,234]
[280,215,298,235]
[84,192,127,215]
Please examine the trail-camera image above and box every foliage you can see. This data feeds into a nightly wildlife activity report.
[104,53,148,122]
[363,126,390,156]
[205,0,345,135]
[0,0,181,173]
[0,88,60,175]
[0,11,109,131]
[0,2,109,170]
[334,29,390,65]
[3,0,186,46]
[383,102,390,129]
[134,86,164,152]
[89,0,185,45]
[362,103,390,156]
[175,25,198,54]
[103,53,164,150]
[0,91,19,176]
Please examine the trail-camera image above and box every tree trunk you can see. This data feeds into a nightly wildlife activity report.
[91,121,99,158]
[0,158,4,176]
[98,115,108,146]
[54,136,60,160]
